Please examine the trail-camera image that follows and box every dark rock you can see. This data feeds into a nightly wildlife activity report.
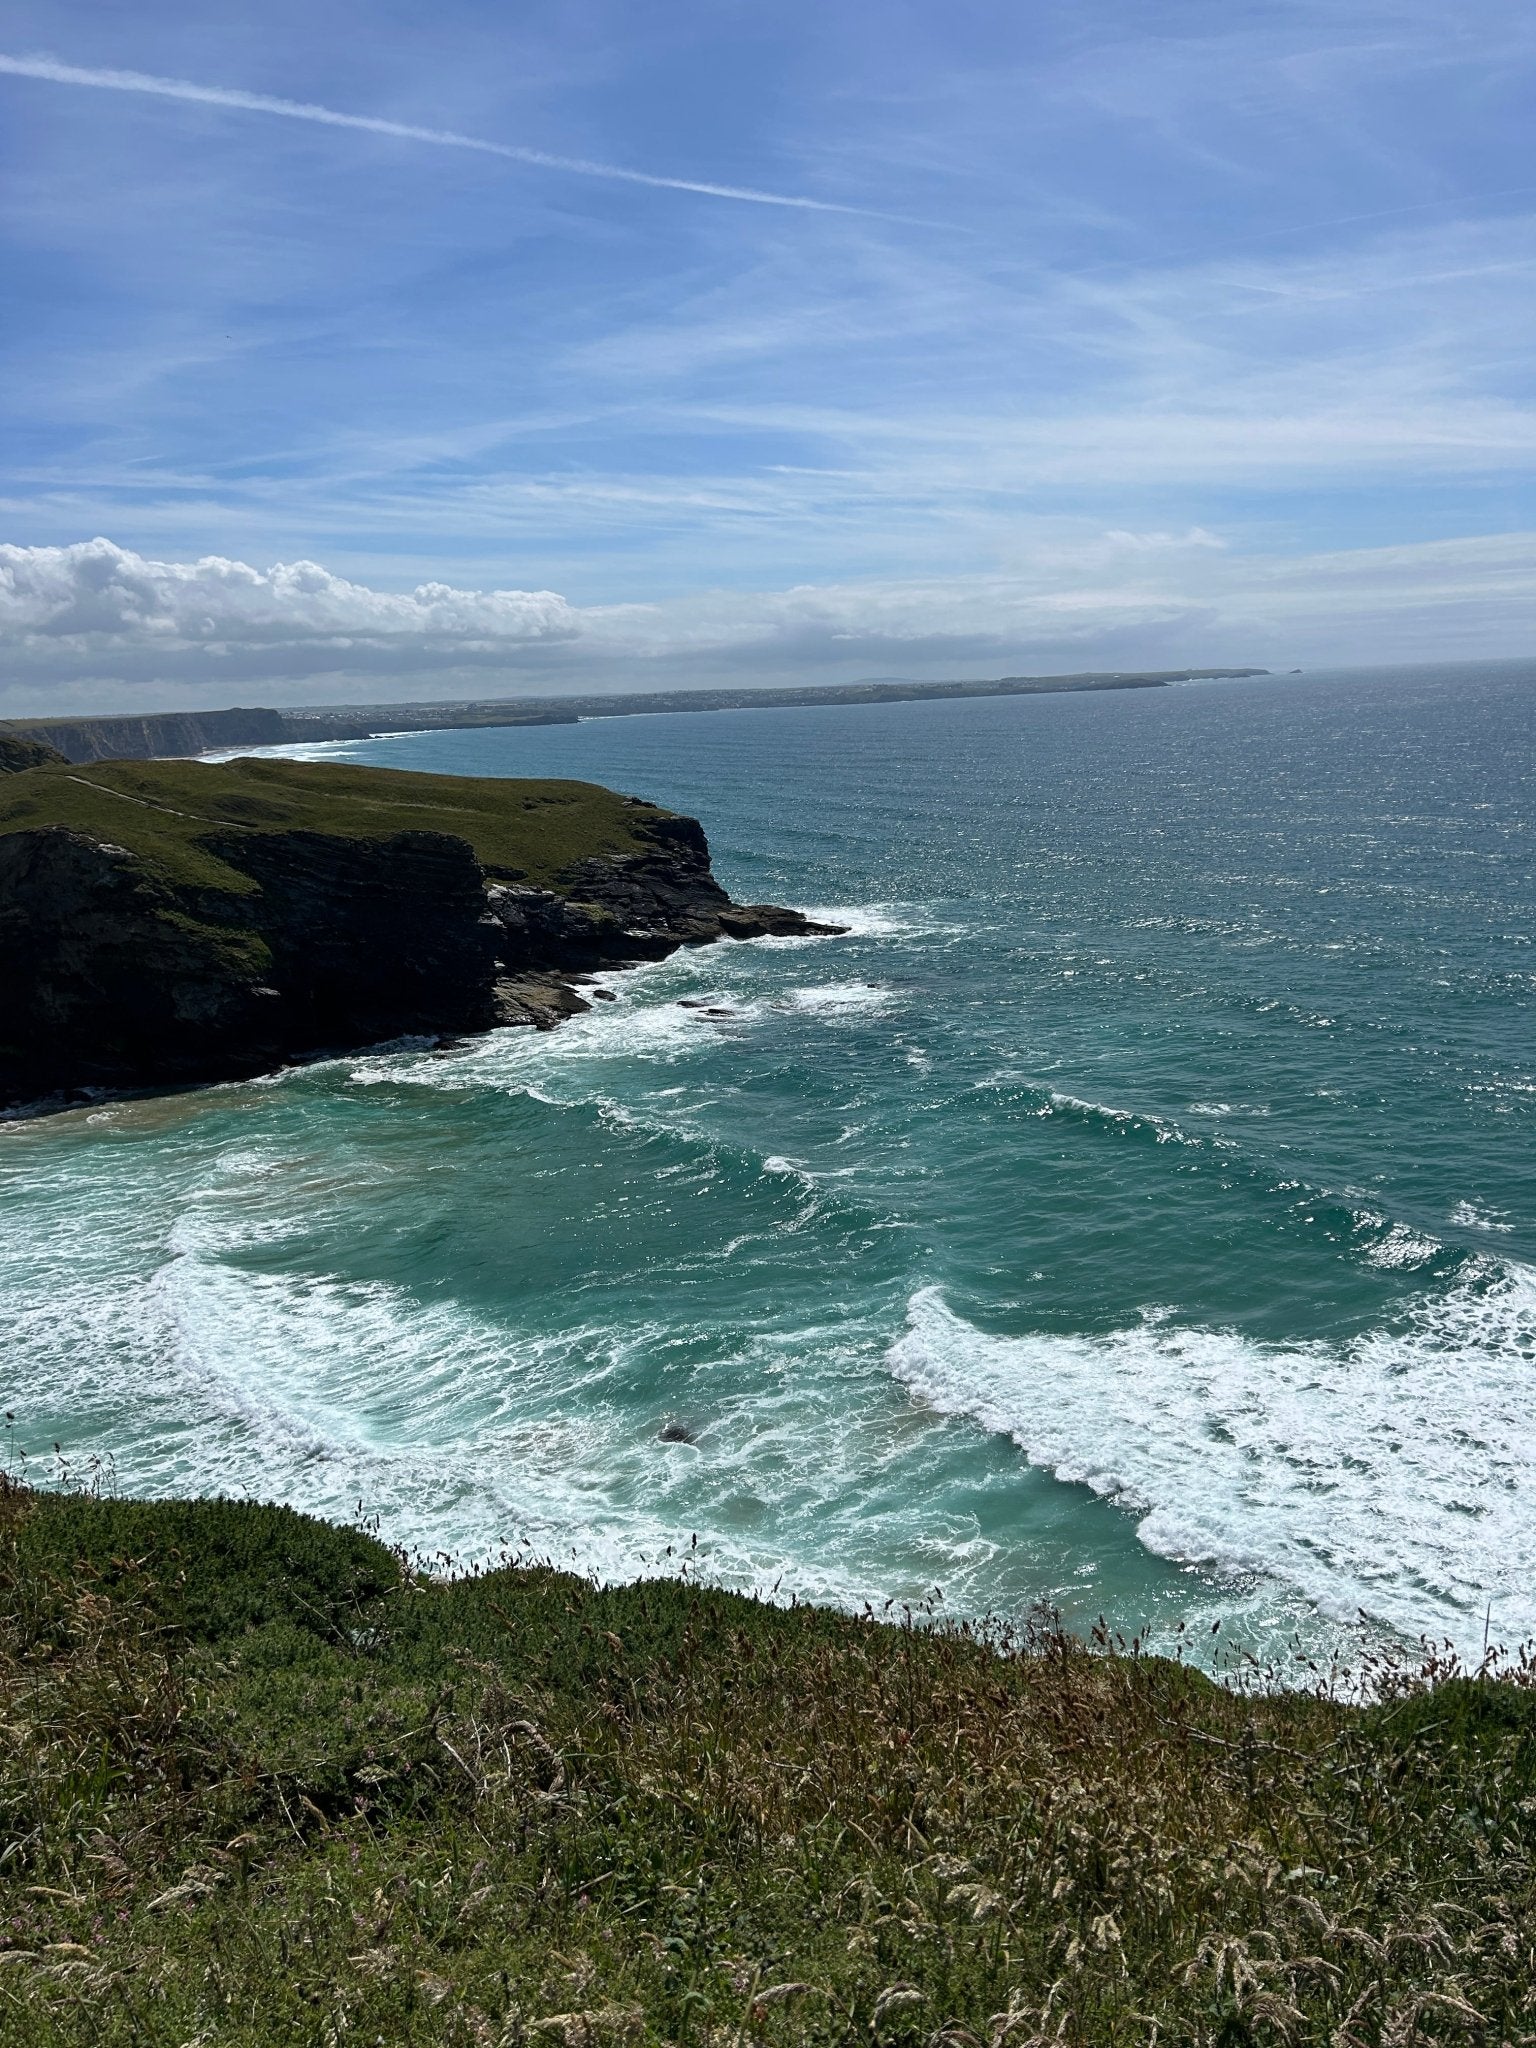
[486,811,847,976]
[0,827,279,1100]
[720,904,846,939]
[0,760,846,1110]
[492,975,592,1030]
[657,1421,697,1445]
[205,827,500,1048]
[0,825,498,1103]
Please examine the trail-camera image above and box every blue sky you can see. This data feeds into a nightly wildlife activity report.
[1,0,1533,708]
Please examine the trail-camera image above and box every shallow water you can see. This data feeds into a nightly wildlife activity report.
[6,661,1534,1663]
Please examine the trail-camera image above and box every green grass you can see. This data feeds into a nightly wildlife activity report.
[0,757,667,894]
[0,733,66,774]
[5,1481,1536,2045]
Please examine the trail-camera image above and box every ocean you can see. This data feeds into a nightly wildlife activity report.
[5,660,1533,1668]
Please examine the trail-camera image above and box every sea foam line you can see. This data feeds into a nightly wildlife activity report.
[886,1268,1536,1659]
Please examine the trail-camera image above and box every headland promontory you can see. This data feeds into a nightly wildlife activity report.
[0,751,838,1110]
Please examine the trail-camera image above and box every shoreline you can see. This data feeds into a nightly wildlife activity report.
[1,666,1270,765]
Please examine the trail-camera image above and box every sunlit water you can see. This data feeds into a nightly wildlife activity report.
[5,661,1533,1665]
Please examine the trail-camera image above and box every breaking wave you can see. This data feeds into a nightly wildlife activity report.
[887,1266,1536,1657]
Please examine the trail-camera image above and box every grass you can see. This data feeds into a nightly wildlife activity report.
[0,734,65,774]
[0,757,668,895]
[5,1479,1536,2045]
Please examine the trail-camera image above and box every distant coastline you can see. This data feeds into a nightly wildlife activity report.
[1,667,1269,764]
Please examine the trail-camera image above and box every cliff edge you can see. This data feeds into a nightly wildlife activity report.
[0,756,840,1109]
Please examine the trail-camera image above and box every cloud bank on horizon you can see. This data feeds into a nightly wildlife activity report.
[0,0,1533,711]
[8,532,1534,703]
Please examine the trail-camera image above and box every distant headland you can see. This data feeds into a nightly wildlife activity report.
[0,751,841,1111]
[1,668,1269,764]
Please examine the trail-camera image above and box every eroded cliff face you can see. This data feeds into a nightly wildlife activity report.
[0,825,499,1102]
[0,827,272,1097]
[0,785,841,1110]
[485,812,826,1026]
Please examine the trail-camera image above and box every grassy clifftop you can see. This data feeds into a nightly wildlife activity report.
[4,1482,1535,2046]
[0,751,817,1105]
[0,755,670,895]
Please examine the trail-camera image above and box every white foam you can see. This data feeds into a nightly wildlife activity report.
[796,902,962,941]
[346,995,736,1092]
[1362,1222,1442,1271]
[1451,1200,1516,1234]
[887,1268,1536,1657]
[1046,1090,1191,1146]
[787,982,894,1015]
[26,1230,976,1608]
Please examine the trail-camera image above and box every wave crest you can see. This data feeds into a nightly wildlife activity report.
[886,1266,1536,1656]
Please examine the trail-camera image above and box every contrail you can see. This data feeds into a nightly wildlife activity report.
[0,52,877,216]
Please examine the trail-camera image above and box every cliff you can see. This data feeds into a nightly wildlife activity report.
[0,755,838,1109]
[0,703,575,764]
[0,731,67,774]
[0,670,1267,762]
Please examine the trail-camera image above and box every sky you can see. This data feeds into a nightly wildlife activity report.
[1,0,1534,711]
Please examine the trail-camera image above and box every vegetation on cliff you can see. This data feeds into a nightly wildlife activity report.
[0,732,67,775]
[0,756,824,1107]
[3,1478,1535,2046]
[0,756,667,894]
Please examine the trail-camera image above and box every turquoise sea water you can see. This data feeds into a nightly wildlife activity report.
[5,661,1534,1663]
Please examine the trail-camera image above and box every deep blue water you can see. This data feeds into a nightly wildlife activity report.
[5,661,1533,1664]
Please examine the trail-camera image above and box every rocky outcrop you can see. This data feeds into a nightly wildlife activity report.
[488,813,831,970]
[483,815,843,1030]
[0,759,843,1110]
[0,733,67,774]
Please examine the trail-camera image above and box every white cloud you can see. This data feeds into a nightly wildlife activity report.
[0,538,579,665]
[1,529,1532,712]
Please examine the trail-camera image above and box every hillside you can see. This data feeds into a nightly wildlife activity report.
[2,1479,1532,2045]
[0,730,67,774]
[0,756,834,1108]
[0,755,669,894]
